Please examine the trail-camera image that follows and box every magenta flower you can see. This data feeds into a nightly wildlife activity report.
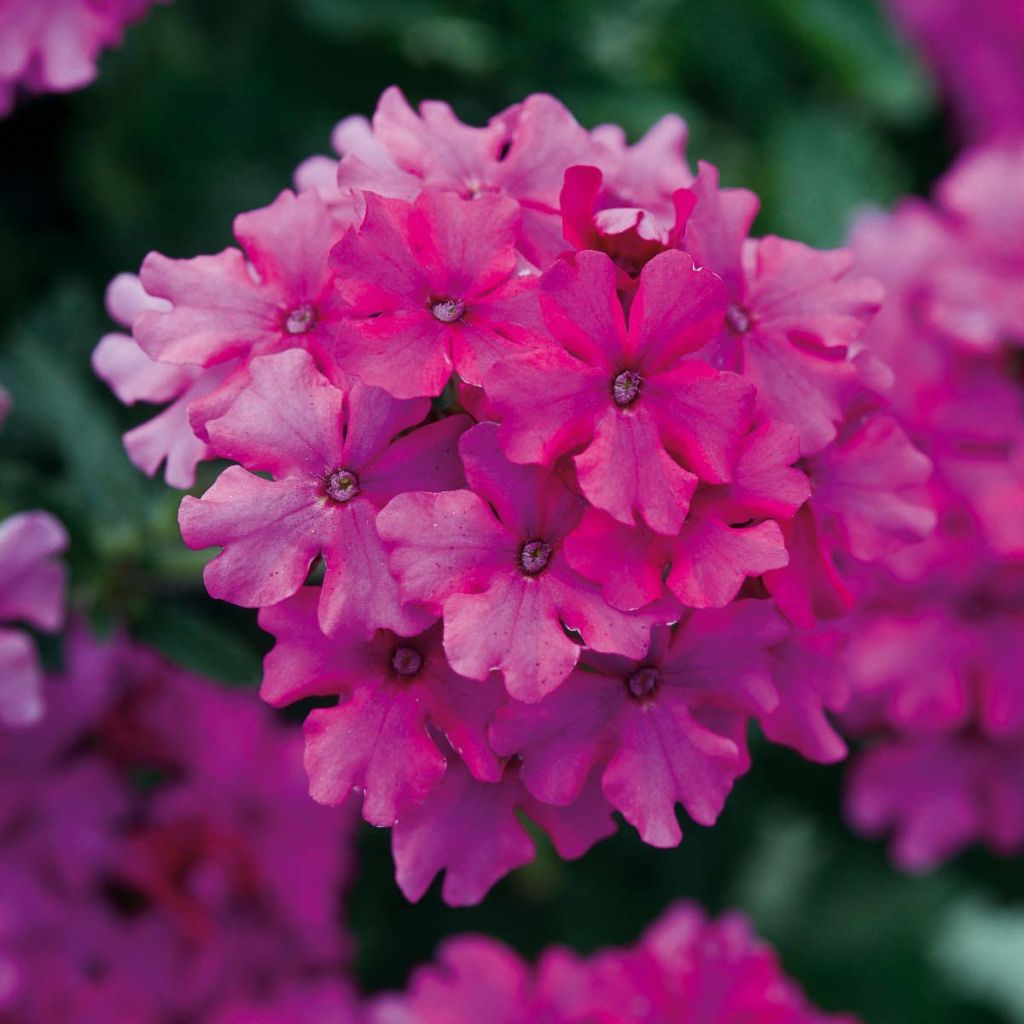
[685,174,883,458]
[490,602,786,847]
[333,86,601,265]
[564,420,807,611]
[488,249,751,536]
[0,511,68,728]
[326,190,544,397]
[377,423,667,702]
[180,348,467,635]
[0,0,165,116]
[0,626,358,1021]
[558,164,695,283]
[837,141,1024,870]
[95,87,937,899]
[259,587,503,826]
[135,189,348,369]
[884,0,1024,144]
[391,754,615,906]
[93,273,223,489]
[370,901,857,1023]
[847,733,1024,872]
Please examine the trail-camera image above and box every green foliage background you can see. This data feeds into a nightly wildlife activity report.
[0,2,1017,1021]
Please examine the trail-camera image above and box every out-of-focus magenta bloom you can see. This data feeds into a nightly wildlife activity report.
[96,86,935,904]
[842,142,1024,869]
[0,626,357,1021]
[369,901,856,1023]
[0,501,68,727]
[884,0,1024,144]
[0,0,166,116]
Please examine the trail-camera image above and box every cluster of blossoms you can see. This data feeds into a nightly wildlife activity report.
[0,625,359,1022]
[95,87,935,905]
[0,388,68,728]
[0,0,165,117]
[884,0,1024,144]
[842,141,1024,870]
[369,902,854,1024]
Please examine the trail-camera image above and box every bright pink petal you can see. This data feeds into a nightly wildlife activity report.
[377,490,512,610]
[319,500,434,637]
[603,692,743,847]
[304,687,447,825]
[392,758,535,906]
[667,512,789,609]
[563,509,668,612]
[683,161,760,295]
[629,250,729,370]
[136,249,279,366]
[203,350,345,476]
[649,362,755,483]
[574,404,698,535]
[539,251,628,367]
[179,468,329,609]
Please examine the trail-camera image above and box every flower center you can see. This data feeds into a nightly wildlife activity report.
[725,304,751,334]
[325,468,360,503]
[612,370,643,407]
[626,666,659,700]
[430,298,465,324]
[284,303,318,334]
[519,539,552,576]
[391,645,423,677]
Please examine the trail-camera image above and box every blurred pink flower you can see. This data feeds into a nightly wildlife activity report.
[0,0,166,116]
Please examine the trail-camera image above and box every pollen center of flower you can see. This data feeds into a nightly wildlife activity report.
[325,468,360,503]
[626,666,660,700]
[284,303,318,334]
[391,645,423,677]
[519,539,552,576]
[430,298,465,324]
[612,370,643,407]
[725,304,751,334]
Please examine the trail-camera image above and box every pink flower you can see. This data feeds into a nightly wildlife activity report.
[558,164,695,282]
[259,587,503,826]
[333,86,600,265]
[0,0,165,116]
[325,190,544,397]
[489,602,787,847]
[391,754,615,906]
[93,272,220,488]
[884,0,1024,143]
[0,625,358,1020]
[135,189,348,369]
[839,141,1024,869]
[94,86,938,898]
[180,348,468,635]
[370,901,857,1023]
[564,420,806,611]
[488,250,751,536]
[0,511,68,728]
[377,423,667,702]
[678,162,882,460]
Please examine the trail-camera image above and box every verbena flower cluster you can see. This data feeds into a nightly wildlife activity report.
[0,390,68,728]
[95,87,936,905]
[884,0,1024,143]
[369,902,855,1024]
[842,141,1024,870]
[0,0,165,116]
[0,625,358,1022]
